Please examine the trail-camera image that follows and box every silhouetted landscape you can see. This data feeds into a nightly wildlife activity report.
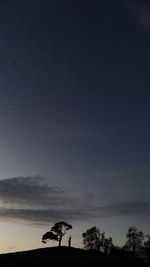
[0,246,149,267]
[0,1,150,265]
[0,222,149,266]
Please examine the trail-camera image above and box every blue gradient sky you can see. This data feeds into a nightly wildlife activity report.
[0,0,150,253]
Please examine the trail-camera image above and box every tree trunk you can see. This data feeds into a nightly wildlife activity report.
[59,236,62,247]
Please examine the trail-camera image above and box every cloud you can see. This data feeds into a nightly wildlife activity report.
[93,201,150,218]
[129,0,150,28]
[0,176,70,209]
[0,208,90,224]
[0,176,149,225]
[0,176,92,224]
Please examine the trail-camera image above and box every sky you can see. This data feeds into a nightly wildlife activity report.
[0,0,150,253]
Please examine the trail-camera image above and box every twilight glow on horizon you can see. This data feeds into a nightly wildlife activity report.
[0,0,150,253]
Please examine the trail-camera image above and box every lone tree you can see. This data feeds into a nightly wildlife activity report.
[42,221,72,247]
[82,226,105,251]
[125,227,144,255]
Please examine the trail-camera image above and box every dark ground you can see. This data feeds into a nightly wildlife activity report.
[0,246,149,267]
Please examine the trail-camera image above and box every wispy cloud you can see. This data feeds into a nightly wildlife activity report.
[0,176,69,209]
[0,176,91,224]
[0,176,149,225]
[92,201,150,218]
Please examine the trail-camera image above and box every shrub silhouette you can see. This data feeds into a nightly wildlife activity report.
[42,221,72,246]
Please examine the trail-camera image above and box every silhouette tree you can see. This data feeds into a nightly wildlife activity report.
[102,237,114,254]
[42,221,72,247]
[144,234,150,249]
[125,227,144,255]
[143,234,150,261]
[42,231,59,244]
[82,226,105,251]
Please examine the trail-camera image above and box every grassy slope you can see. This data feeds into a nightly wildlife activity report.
[0,246,147,266]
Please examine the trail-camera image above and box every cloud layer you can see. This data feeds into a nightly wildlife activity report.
[0,176,149,225]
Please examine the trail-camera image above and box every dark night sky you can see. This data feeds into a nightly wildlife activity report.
[0,0,150,252]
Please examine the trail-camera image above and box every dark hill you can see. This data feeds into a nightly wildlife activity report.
[0,246,148,267]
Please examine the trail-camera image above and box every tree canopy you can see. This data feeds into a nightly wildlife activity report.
[82,226,113,253]
[125,227,144,255]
